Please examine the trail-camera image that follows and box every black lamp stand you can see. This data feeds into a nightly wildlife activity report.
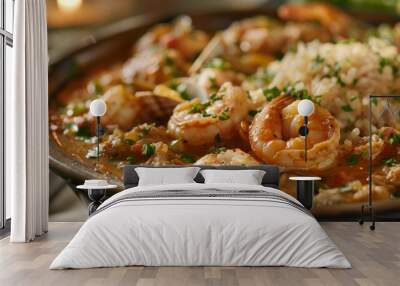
[88,189,107,215]
[95,116,105,163]
[296,180,317,209]
[299,116,309,161]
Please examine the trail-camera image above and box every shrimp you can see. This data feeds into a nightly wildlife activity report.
[168,82,250,146]
[352,184,391,202]
[145,142,184,166]
[386,165,400,186]
[136,16,209,60]
[278,3,353,36]
[100,84,184,131]
[249,95,340,171]
[196,67,243,94]
[195,148,259,165]
[221,16,332,56]
[101,123,172,162]
[100,85,141,131]
[122,49,189,86]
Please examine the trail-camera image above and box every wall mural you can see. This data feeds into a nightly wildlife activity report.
[49,2,400,219]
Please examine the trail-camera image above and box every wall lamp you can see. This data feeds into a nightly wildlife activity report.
[297,99,315,162]
[89,99,107,162]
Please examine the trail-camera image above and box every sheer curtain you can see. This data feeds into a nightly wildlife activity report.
[8,0,49,242]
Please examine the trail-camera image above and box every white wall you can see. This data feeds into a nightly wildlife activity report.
[4,0,15,220]
[5,45,12,219]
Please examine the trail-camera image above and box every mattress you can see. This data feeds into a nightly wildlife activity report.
[50,183,351,269]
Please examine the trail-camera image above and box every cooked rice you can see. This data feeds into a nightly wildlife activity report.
[268,39,400,136]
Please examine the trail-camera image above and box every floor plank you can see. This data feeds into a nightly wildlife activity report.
[0,222,398,286]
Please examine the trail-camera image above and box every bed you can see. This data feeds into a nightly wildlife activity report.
[50,165,351,269]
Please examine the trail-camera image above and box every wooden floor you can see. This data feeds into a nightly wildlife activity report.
[0,222,399,286]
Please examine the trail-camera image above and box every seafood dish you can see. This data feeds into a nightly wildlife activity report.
[50,2,400,216]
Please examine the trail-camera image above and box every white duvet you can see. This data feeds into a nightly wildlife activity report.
[50,183,351,269]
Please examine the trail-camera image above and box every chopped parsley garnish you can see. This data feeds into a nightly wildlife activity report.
[142,143,156,157]
[389,134,400,145]
[180,154,195,163]
[126,155,136,164]
[188,103,208,114]
[176,84,191,100]
[208,77,218,92]
[209,93,223,103]
[67,103,87,117]
[287,45,298,54]
[361,150,369,159]
[314,95,322,104]
[188,103,202,114]
[339,185,353,193]
[219,85,227,94]
[263,87,281,101]
[312,55,325,67]
[64,123,74,130]
[274,51,285,60]
[382,158,398,166]
[347,154,360,165]
[88,80,104,96]
[338,38,356,44]
[218,109,230,121]
[168,79,179,90]
[187,99,228,118]
[210,146,227,154]
[350,95,358,102]
[206,57,231,70]
[75,126,91,139]
[261,83,316,102]
[201,111,211,117]
[325,63,345,86]
[341,104,354,112]
[218,111,230,121]
[252,67,275,84]
[164,54,175,66]
[163,54,180,77]
[379,57,398,75]
[248,109,259,117]
[124,139,135,145]
[283,84,312,100]
[139,124,154,138]
[73,104,87,116]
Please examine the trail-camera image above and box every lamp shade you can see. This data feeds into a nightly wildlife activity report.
[89,99,107,117]
[297,99,315,117]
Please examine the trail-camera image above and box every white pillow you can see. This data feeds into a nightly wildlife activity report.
[135,167,200,186]
[200,169,266,185]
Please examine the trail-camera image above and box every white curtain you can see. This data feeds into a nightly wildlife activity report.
[8,0,49,242]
